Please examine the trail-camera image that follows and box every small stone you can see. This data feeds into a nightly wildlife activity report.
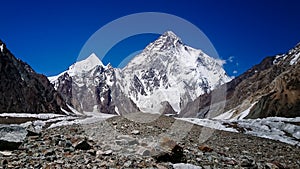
[224,147,230,151]
[123,160,132,167]
[256,152,263,155]
[265,163,279,169]
[115,139,128,145]
[65,140,72,147]
[198,145,213,152]
[102,150,113,156]
[64,147,75,152]
[242,150,250,154]
[96,150,104,156]
[131,130,140,135]
[271,161,287,169]
[156,164,168,169]
[0,151,14,157]
[44,149,55,156]
[87,149,96,156]
[55,160,64,164]
[128,139,139,145]
[2,159,8,168]
[240,155,257,168]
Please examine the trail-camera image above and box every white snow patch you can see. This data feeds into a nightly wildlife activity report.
[232,102,257,120]
[66,104,84,116]
[273,54,287,64]
[213,109,234,120]
[179,118,237,133]
[180,116,300,146]
[290,52,300,65]
[100,97,105,102]
[48,111,115,128]
[0,113,64,119]
[0,44,3,52]
[115,106,120,115]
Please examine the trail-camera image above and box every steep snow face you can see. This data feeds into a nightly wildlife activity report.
[48,53,104,85]
[48,53,117,114]
[120,31,231,113]
[68,53,104,76]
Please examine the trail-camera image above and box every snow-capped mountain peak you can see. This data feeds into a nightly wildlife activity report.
[120,31,231,113]
[68,53,103,75]
[144,31,183,53]
[49,31,231,115]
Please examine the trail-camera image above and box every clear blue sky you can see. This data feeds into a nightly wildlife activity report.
[0,0,300,77]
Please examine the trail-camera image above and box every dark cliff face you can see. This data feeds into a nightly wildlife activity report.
[180,43,300,119]
[0,40,69,114]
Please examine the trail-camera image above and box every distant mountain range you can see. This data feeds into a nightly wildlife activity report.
[1,32,299,119]
[49,31,230,115]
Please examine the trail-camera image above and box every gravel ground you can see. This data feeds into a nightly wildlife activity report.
[1,113,299,169]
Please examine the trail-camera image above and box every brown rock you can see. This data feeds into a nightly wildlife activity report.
[198,145,213,152]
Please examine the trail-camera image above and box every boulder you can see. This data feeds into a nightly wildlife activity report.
[0,125,27,151]
[152,137,185,163]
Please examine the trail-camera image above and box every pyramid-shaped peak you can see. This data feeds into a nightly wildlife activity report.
[162,31,178,37]
[160,31,181,41]
[144,31,183,52]
[84,53,101,63]
[68,53,104,74]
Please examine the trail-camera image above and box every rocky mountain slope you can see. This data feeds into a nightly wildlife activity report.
[48,54,139,115]
[0,40,69,114]
[50,31,230,115]
[180,42,300,119]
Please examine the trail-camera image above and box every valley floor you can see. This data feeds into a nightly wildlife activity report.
[0,113,300,168]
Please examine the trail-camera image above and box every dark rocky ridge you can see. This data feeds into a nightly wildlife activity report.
[180,43,300,118]
[0,40,69,114]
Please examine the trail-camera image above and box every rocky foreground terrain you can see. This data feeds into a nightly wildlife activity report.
[1,113,299,169]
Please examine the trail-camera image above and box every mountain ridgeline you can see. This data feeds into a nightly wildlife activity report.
[0,32,299,119]
[180,43,300,119]
[49,31,231,115]
[0,40,69,114]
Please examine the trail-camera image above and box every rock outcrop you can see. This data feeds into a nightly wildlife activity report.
[0,40,70,114]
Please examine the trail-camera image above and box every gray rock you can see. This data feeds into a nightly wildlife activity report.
[131,130,140,135]
[240,155,257,168]
[0,125,27,150]
[265,163,279,169]
[102,150,113,156]
[123,160,132,167]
